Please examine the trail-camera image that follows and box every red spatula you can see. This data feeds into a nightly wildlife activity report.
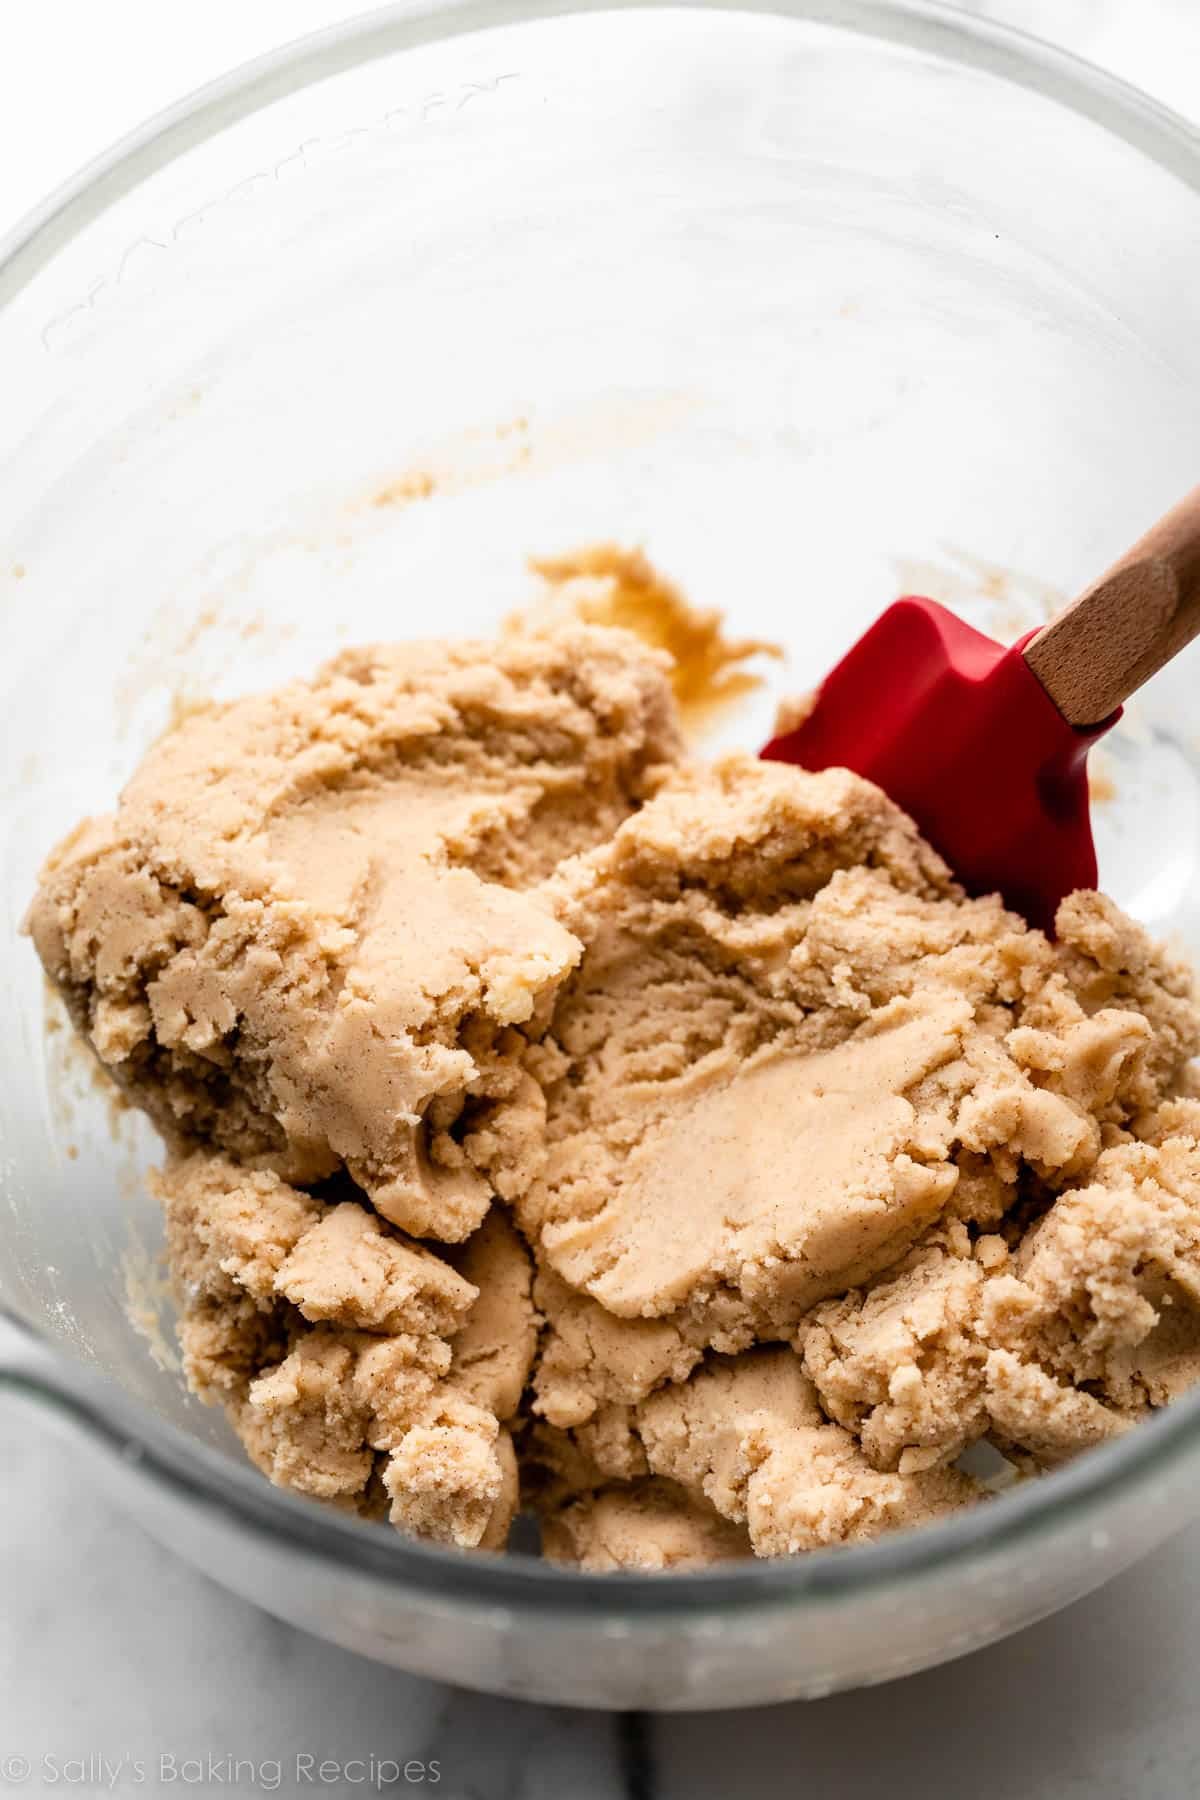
[762,486,1200,932]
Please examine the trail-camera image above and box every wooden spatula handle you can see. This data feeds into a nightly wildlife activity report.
[1024,483,1200,726]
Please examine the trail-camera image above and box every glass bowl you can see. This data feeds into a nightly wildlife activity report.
[3,0,1200,1711]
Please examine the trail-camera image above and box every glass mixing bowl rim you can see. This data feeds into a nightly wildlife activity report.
[3,0,1200,1617]
[7,1303,1200,1615]
[1,0,1198,298]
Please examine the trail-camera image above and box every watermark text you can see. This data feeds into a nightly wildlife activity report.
[1,1753,441,1790]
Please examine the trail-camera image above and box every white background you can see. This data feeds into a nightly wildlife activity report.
[3,3,1200,1796]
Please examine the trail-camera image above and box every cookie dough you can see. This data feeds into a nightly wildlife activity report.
[531,1345,977,1559]
[639,1349,976,1556]
[541,1478,752,1572]
[155,1151,536,1547]
[515,758,1159,1344]
[28,627,681,1241]
[28,597,1200,1568]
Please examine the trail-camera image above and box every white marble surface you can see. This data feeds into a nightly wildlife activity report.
[6,1374,1200,1796]
[3,2,1200,1794]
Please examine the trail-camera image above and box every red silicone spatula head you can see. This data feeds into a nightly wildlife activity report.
[761,598,1113,933]
[761,487,1200,933]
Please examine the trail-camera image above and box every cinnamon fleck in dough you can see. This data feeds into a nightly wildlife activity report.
[28,603,1200,1567]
